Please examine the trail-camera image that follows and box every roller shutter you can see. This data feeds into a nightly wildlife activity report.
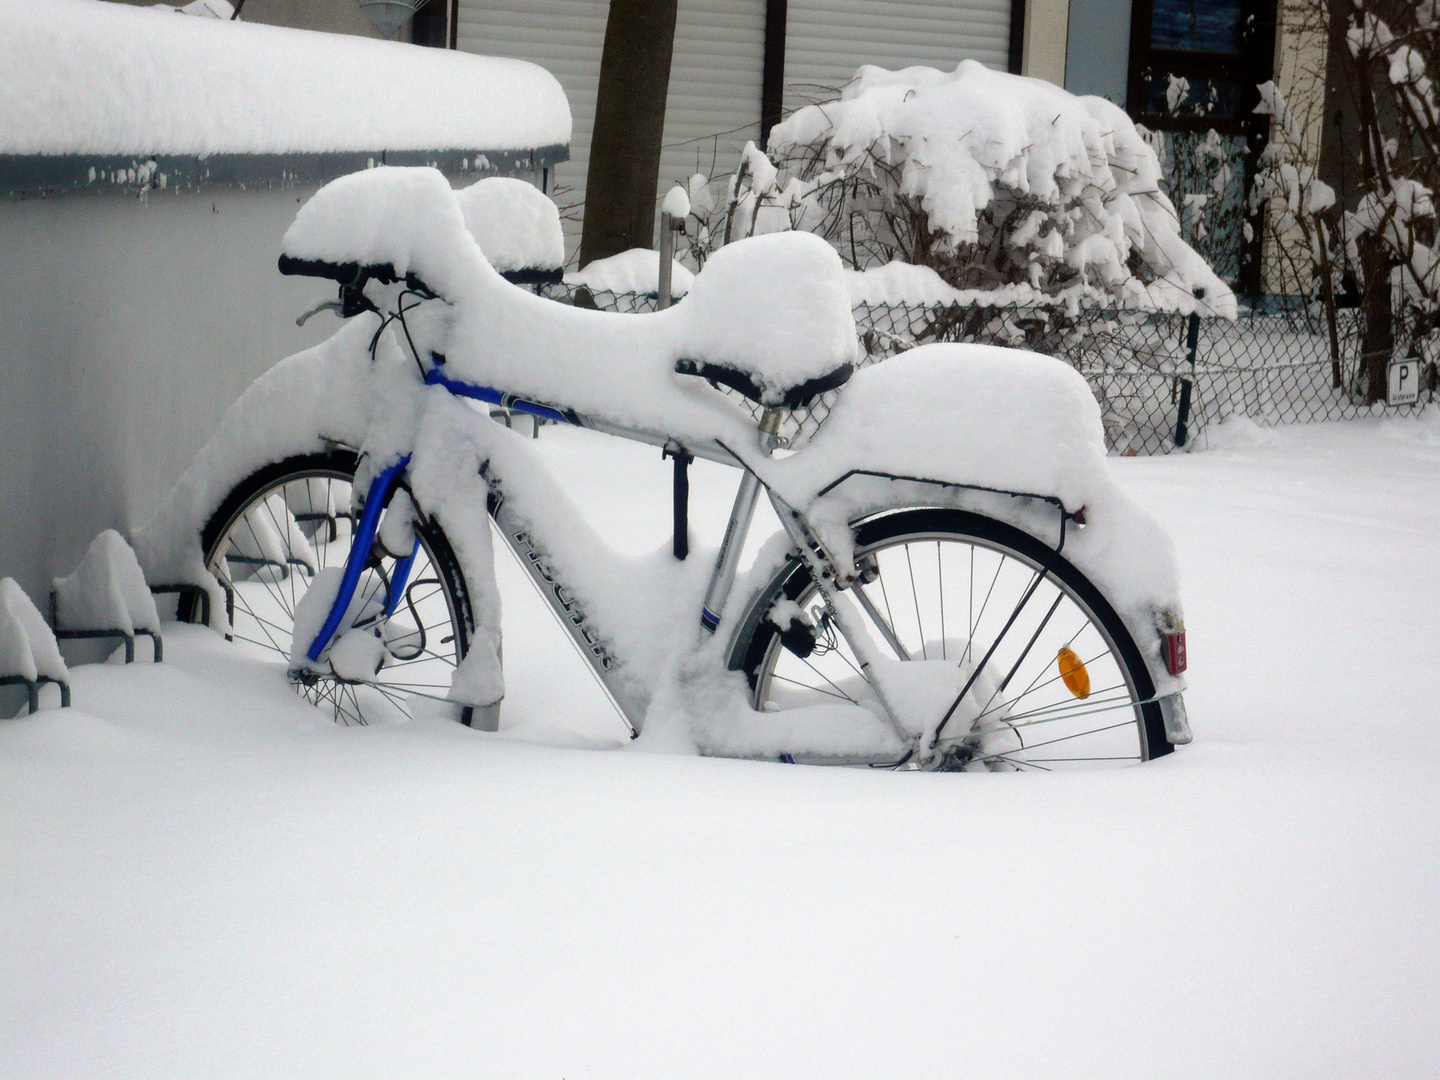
[456,0,1010,256]
[457,0,762,258]
[783,0,1012,114]
[455,0,609,253]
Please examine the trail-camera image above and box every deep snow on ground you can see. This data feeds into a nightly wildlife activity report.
[3,416,1438,1078]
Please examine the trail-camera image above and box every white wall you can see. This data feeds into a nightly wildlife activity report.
[0,188,337,615]
[1021,0,1069,86]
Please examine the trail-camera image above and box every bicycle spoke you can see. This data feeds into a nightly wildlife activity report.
[770,672,858,704]
[937,541,945,661]
[752,525,1151,769]
[904,544,926,659]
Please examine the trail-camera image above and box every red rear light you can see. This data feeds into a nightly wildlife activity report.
[1163,631,1187,675]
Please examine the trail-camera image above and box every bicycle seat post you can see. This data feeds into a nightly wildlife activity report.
[699,407,785,633]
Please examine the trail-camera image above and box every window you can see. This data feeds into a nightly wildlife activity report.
[1126,0,1276,293]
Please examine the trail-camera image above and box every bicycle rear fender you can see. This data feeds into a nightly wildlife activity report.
[756,344,1189,700]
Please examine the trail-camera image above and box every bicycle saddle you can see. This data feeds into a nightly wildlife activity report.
[673,357,852,410]
[666,230,856,409]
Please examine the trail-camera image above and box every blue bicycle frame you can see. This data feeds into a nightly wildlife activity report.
[302,361,780,741]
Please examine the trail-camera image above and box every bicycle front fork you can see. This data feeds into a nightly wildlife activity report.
[303,455,416,664]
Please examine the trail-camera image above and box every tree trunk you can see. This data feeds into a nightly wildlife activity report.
[1359,234,1394,404]
[579,0,679,267]
[1315,221,1343,389]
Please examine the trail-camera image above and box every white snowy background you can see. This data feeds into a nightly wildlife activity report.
[3,413,1437,1079]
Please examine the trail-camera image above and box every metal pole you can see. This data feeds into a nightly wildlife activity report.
[657,210,675,310]
[666,448,691,560]
[1173,289,1205,448]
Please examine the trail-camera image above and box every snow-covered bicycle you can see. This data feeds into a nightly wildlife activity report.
[137,167,1192,769]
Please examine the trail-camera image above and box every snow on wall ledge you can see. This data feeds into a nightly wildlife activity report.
[0,0,571,158]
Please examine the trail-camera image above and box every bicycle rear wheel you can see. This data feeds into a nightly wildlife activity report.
[200,451,475,726]
[737,508,1170,768]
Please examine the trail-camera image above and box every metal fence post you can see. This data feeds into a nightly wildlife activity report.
[657,209,677,310]
[658,203,687,556]
[1173,290,1204,447]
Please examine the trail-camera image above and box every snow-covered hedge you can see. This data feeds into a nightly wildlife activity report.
[709,61,1234,318]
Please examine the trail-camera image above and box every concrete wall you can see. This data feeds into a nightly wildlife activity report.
[1063,0,1130,105]
[1022,0,1071,87]
[0,188,335,615]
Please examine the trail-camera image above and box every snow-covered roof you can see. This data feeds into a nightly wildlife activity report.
[0,0,571,158]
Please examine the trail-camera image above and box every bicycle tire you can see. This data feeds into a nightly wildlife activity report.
[199,450,478,726]
[734,508,1171,767]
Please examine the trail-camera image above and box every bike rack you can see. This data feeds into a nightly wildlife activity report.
[148,583,212,629]
[1,673,70,715]
[49,591,162,663]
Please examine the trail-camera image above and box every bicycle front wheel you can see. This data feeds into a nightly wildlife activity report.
[737,508,1170,768]
[200,451,476,726]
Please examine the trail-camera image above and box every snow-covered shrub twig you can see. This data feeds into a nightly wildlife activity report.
[1333,0,1440,402]
[694,61,1236,322]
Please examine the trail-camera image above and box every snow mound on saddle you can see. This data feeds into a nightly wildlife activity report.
[455,177,564,275]
[772,344,1107,512]
[566,248,694,296]
[674,232,856,404]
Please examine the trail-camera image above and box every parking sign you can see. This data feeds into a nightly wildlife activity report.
[1388,360,1420,405]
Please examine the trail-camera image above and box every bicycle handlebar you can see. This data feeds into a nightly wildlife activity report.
[278,255,407,288]
[278,254,562,294]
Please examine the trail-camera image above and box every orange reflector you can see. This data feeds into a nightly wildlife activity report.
[1057,647,1091,699]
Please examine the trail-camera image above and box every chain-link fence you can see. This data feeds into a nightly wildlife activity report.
[539,282,1436,455]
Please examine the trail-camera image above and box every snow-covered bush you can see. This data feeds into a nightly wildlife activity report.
[693,61,1235,319]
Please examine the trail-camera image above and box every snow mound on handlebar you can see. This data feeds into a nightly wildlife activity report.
[282,168,475,288]
[455,177,564,275]
[283,167,857,429]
